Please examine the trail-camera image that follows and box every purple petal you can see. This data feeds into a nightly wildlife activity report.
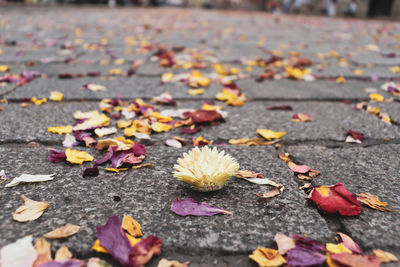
[171,198,231,216]
[95,146,118,165]
[83,166,99,177]
[286,246,326,267]
[131,143,146,156]
[293,234,325,252]
[48,148,66,163]
[130,236,162,267]
[180,126,202,134]
[96,216,132,266]
[38,260,85,267]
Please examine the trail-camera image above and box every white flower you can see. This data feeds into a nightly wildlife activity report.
[173,146,239,192]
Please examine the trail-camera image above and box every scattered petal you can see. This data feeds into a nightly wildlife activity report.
[372,249,398,263]
[48,125,73,135]
[122,215,143,238]
[229,138,278,146]
[83,166,99,178]
[256,188,281,199]
[249,247,286,267]
[55,246,73,261]
[6,173,55,187]
[165,139,182,148]
[157,258,189,267]
[13,195,50,222]
[307,183,362,216]
[0,236,37,267]
[43,224,80,239]
[336,232,362,254]
[288,162,311,174]
[65,148,94,164]
[33,238,52,267]
[130,236,162,267]
[330,253,379,267]
[274,234,295,255]
[49,91,64,102]
[257,129,286,140]
[94,127,117,137]
[171,198,231,216]
[357,192,394,212]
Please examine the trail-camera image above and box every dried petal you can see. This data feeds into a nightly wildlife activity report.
[33,238,52,267]
[87,258,112,267]
[336,232,362,254]
[157,258,190,267]
[6,173,55,187]
[171,198,231,216]
[257,129,286,140]
[372,249,398,263]
[249,247,286,267]
[256,188,281,199]
[288,162,311,174]
[357,192,394,212]
[183,110,223,124]
[229,138,278,146]
[48,125,73,135]
[49,91,64,102]
[286,246,326,267]
[55,246,73,261]
[13,195,50,222]
[43,224,80,239]
[83,166,99,178]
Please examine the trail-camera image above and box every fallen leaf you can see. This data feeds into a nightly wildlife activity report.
[307,183,362,216]
[0,236,37,267]
[274,234,295,255]
[65,148,94,164]
[55,246,73,261]
[13,195,50,222]
[122,215,143,238]
[171,198,231,216]
[372,249,398,263]
[356,192,394,212]
[43,224,80,239]
[257,129,286,140]
[6,173,55,187]
[157,258,190,267]
[249,247,286,267]
[33,238,52,267]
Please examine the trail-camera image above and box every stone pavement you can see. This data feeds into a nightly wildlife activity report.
[0,6,400,267]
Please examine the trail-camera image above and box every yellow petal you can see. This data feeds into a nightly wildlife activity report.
[31,97,47,105]
[257,129,286,140]
[326,243,352,254]
[152,112,173,123]
[122,215,143,237]
[353,69,364,75]
[162,72,174,83]
[109,68,122,75]
[49,91,64,102]
[336,75,346,84]
[117,120,132,129]
[105,168,129,173]
[151,122,172,133]
[65,148,94,164]
[0,65,11,72]
[369,93,384,102]
[389,66,399,73]
[249,247,286,267]
[372,249,399,263]
[188,89,204,95]
[48,125,73,135]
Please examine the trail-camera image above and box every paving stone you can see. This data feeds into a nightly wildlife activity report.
[0,145,333,260]
[285,144,400,252]
[2,100,400,143]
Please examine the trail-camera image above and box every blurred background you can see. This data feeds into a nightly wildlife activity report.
[2,0,399,18]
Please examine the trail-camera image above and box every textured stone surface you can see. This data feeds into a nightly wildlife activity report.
[0,145,332,260]
[285,144,400,252]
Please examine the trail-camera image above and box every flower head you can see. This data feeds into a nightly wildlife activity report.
[173,146,239,192]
